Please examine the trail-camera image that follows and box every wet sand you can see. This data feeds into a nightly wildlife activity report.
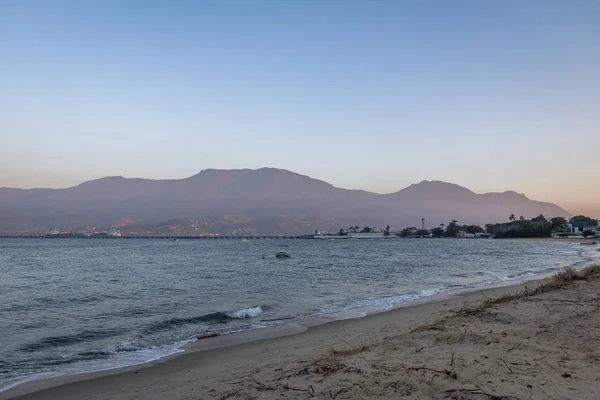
[4,262,600,400]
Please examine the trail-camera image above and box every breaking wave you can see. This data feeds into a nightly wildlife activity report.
[143,306,264,334]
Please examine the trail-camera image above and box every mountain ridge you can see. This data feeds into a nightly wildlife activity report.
[0,168,571,235]
[0,172,539,197]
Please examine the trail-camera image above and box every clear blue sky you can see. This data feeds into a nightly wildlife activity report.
[1,0,599,216]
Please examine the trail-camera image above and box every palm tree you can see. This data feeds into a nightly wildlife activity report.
[519,215,524,221]
[509,214,516,222]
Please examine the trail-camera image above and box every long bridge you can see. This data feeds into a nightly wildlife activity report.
[0,235,316,240]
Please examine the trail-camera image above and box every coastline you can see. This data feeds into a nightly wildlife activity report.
[5,260,600,400]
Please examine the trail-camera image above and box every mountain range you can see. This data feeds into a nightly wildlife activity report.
[0,168,571,235]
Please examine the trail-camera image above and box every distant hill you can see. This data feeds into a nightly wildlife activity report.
[0,168,571,235]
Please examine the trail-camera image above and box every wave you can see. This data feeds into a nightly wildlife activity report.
[1,340,189,393]
[225,306,263,319]
[18,328,126,353]
[317,268,576,320]
[327,251,599,321]
[0,373,56,394]
[1,320,271,393]
[8,305,266,391]
[143,306,264,334]
[43,350,114,366]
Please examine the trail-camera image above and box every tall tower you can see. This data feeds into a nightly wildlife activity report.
[421,218,425,230]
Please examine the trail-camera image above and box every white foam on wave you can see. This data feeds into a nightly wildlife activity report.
[468,271,540,289]
[318,270,559,321]
[349,286,452,310]
[317,287,451,320]
[1,308,270,393]
[60,341,187,376]
[216,323,268,336]
[0,341,189,394]
[0,373,56,394]
[226,305,263,319]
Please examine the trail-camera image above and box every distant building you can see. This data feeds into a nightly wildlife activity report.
[109,229,121,237]
[456,230,475,238]
[569,220,599,234]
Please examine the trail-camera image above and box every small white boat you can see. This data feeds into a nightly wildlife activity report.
[275,245,291,258]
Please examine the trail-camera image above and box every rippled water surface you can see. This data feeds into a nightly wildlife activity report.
[0,238,597,390]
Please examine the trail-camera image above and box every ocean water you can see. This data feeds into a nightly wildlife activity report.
[0,238,597,391]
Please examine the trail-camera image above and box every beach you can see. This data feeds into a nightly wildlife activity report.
[3,261,599,400]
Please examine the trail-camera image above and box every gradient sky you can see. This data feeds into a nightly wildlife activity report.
[1,0,599,216]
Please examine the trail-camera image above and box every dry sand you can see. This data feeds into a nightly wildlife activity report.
[4,262,600,400]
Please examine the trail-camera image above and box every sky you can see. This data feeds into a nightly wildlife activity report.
[1,0,599,217]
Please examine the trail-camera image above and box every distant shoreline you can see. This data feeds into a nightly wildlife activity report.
[0,235,312,240]
[0,235,595,241]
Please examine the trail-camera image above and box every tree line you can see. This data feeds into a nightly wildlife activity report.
[397,215,597,238]
[337,225,392,235]
[399,220,486,237]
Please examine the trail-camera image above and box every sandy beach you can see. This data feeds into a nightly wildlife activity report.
[4,261,600,400]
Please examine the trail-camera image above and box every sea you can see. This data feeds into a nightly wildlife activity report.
[1,238,598,392]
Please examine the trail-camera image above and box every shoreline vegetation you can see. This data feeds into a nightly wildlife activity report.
[5,260,600,400]
[396,215,598,239]
[309,215,600,240]
[349,215,599,239]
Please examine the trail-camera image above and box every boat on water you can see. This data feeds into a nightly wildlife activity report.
[275,245,291,258]
[580,241,597,245]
